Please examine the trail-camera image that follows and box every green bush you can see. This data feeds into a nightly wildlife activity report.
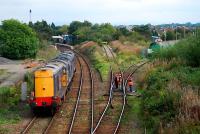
[24,72,34,93]
[179,122,200,134]
[152,36,200,67]
[0,19,39,59]
[0,108,21,125]
[69,21,118,44]
[0,87,20,106]
[140,68,180,133]
[83,46,110,80]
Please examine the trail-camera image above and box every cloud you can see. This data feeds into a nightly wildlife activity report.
[0,0,199,25]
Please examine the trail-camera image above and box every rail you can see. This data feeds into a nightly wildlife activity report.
[68,60,83,134]
[113,61,149,134]
[92,67,114,134]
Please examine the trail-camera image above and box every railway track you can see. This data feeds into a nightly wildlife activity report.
[21,58,81,134]
[92,45,123,133]
[22,43,149,134]
[113,61,149,134]
[44,56,83,134]
[68,54,94,134]
[21,115,53,134]
[95,44,149,134]
[54,45,94,133]
[22,45,94,134]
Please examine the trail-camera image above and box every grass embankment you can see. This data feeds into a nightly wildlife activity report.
[135,36,200,133]
[0,86,22,133]
[36,43,59,61]
[109,40,145,70]
[79,41,146,80]
[78,41,110,80]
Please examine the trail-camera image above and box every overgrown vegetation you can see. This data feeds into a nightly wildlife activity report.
[24,72,34,93]
[36,45,59,61]
[80,43,110,80]
[137,36,200,133]
[0,87,21,125]
[152,36,200,67]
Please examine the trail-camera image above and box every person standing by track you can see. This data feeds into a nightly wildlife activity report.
[128,78,135,93]
[114,73,122,91]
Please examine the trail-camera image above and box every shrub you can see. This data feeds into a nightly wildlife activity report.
[140,68,180,133]
[24,72,34,93]
[0,19,39,59]
[0,87,20,106]
[152,36,200,67]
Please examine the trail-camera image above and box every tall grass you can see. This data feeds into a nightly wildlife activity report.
[152,36,200,67]
[24,72,34,93]
[0,87,20,106]
[138,36,200,133]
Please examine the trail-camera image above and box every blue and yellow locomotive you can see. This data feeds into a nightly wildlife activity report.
[29,51,75,113]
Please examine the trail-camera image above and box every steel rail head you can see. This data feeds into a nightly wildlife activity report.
[75,51,94,134]
[68,63,83,134]
[43,116,55,134]
[56,46,94,134]
[74,50,94,134]
[92,67,114,134]
[21,116,37,134]
[113,60,149,134]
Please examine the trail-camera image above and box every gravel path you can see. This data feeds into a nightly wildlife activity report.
[0,57,38,87]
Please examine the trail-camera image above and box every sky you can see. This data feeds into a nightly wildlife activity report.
[0,0,200,25]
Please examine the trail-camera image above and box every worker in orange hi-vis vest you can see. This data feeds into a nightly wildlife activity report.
[128,78,135,92]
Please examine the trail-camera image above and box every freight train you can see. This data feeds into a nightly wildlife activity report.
[29,51,76,114]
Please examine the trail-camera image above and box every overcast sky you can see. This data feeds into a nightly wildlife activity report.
[0,0,199,25]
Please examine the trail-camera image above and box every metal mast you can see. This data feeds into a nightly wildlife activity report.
[29,9,32,22]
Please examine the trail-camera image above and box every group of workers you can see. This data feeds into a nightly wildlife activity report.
[114,73,135,93]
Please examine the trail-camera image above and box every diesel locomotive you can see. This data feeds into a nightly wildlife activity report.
[29,51,76,113]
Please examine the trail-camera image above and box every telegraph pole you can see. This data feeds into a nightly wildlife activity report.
[183,26,185,38]
[29,9,32,22]
[164,29,166,41]
[175,26,177,41]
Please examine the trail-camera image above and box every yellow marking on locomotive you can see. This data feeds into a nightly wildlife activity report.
[34,69,54,97]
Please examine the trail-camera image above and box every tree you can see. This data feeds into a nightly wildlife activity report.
[0,19,39,59]
[68,21,83,34]
[58,25,68,34]
[33,20,53,40]
[117,27,131,36]
[51,22,56,30]
[68,21,117,43]
[166,30,176,40]
[133,25,152,39]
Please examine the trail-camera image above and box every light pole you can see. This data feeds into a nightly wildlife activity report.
[29,9,32,22]
[183,26,185,38]
[175,26,177,41]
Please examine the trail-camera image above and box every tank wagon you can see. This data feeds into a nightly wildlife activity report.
[29,51,76,114]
